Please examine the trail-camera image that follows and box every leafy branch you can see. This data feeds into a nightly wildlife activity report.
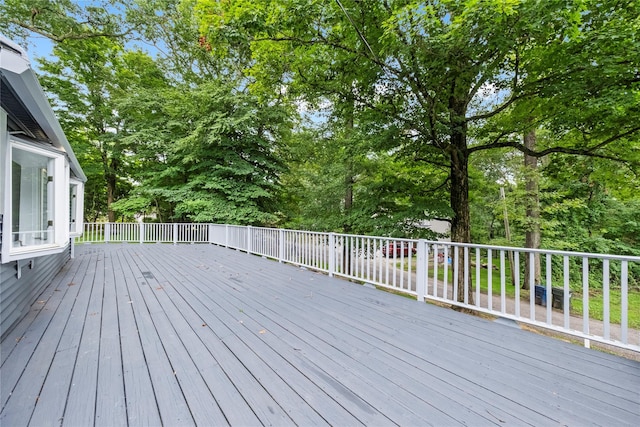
[469,126,640,164]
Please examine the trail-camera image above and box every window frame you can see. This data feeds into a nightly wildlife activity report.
[69,177,84,237]
[2,138,70,262]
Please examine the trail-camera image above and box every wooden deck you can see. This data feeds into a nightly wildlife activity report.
[1,243,639,426]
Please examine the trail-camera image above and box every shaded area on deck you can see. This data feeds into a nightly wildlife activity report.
[1,243,639,426]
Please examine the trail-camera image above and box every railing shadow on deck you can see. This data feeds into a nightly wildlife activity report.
[76,222,640,353]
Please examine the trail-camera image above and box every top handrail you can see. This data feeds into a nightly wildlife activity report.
[78,222,640,262]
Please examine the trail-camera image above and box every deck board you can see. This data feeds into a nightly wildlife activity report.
[165,250,471,425]
[112,248,163,427]
[62,251,103,427]
[28,252,100,427]
[118,250,196,426]
[206,261,556,425]
[139,249,359,426]
[94,249,127,427]
[1,243,639,426]
[0,252,95,427]
[184,249,632,417]
[130,248,291,426]
[218,279,545,425]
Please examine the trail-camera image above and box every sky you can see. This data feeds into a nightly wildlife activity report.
[24,37,54,72]
[15,0,153,72]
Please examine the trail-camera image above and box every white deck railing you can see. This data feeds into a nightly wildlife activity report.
[79,222,211,244]
[76,222,640,352]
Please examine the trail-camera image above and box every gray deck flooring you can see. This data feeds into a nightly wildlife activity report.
[1,243,639,426]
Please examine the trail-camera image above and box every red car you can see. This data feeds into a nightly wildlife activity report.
[382,242,416,257]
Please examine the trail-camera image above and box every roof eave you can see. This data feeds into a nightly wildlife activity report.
[1,35,87,182]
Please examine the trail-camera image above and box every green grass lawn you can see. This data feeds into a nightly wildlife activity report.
[571,291,640,329]
[76,231,105,242]
[425,263,519,298]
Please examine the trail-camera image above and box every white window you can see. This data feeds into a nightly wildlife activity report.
[11,146,53,247]
[2,139,70,261]
[69,178,84,237]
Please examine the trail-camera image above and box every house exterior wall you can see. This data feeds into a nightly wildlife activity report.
[429,219,451,241]
[0,239,69,340]
[0,104,71,341]
[0,36,84,340]
[416,219,451,241]
[0,108,5,220]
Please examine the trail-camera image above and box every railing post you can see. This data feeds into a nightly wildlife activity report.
[208,224,214,244]
[328,233,336,277]
[104,223,110,244]
[247,225,252,254]
[225,224,229,247]
[278,229,284,263]
[416,239,427,302]
[71,238,75,258]
[582,257,590,347]
[139,222,144,244]
[173,223,178,245]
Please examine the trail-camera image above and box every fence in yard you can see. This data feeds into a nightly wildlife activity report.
[77,222,640,352]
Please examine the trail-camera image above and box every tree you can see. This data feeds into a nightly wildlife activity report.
[195,0,639,302]
[4,0,637,250]
[541,155,640,253]
[36,39,166,221]
[282,124,450,237]
[1,0,150,221]
[115,80,290,224]
[3,0,290,224]
[0,0,134,43]
[522,129,541,289]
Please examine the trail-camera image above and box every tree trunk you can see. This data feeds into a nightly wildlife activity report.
[342,164,354,275]
[523,128,541,289]
[344,166,353,224]
[448,98,473,305]
[450,142,470,243]
[106,173,116,222]
[342,102,355,274]
[104,152,117,223]
[500,186,517,286]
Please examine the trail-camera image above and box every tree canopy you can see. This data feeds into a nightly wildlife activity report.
[1,0,638,261]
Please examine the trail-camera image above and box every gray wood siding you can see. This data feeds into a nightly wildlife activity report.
[0,245,70,340]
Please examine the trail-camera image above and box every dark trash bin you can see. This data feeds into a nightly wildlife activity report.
[534,285,547,306]
[551,287,572,310]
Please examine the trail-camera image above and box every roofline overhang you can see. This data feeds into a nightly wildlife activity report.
[0,35,87,182]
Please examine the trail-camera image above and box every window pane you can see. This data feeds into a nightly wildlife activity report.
[70,183,77,231]
[11,147,53,248]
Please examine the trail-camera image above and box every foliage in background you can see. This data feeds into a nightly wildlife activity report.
[0,0,638,258]
[195,0,640,255]
[281,124,450,237]
[36,37,147,221]
[1,0,291,225]
[114,81,290,224]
